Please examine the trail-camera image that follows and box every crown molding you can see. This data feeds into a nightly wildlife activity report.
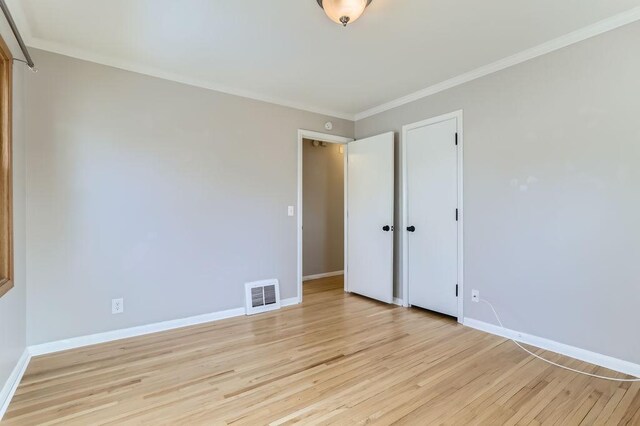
[26,37,356,121]
[12,4,640,123]
[354,6,640,121]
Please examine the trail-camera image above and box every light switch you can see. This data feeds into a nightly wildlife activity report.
[288,206,295,216]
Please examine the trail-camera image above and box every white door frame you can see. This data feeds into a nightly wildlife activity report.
[401,110,464,323]
[297,130,353,303]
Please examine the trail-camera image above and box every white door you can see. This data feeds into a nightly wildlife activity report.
[347,132,394,304]
[406,118,458,316]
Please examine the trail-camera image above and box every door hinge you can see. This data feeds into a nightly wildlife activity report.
[455,132,458,146]
[455,208,458,221]
[456,284,459,297]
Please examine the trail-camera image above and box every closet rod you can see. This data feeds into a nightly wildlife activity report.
[0,0,35,69]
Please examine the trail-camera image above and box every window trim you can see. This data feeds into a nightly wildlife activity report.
[0,33,13,299]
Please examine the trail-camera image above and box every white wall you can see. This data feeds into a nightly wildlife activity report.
[302,140,344,276]
[0,19,27,410]
[25,49,354,345]
[355,21,640,365]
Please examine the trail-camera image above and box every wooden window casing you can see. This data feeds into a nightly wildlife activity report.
[0,34,13,299]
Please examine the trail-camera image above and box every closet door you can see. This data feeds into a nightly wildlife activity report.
[405,117,459,317]
[347,132,394,304]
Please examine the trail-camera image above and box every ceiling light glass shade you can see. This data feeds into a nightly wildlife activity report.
[317,0,372,27]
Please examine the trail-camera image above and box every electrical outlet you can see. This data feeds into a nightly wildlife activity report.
[472,290,480,303]
[112,298,124,314]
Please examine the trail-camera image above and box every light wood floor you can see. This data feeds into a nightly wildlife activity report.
[4,276,639,425]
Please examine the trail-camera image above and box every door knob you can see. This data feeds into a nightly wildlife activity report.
[382,225,391,232]
[407,226,416,232]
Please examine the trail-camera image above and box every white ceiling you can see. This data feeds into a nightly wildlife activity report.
[9,0,640,119]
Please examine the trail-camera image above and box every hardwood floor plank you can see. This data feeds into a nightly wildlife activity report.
[3,275,638,425]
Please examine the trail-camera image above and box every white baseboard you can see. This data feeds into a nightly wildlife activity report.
[464,317,640,379]
[281,296,300,307]
[0,349,31,421]
[1,296,301,417]
[303,270,344,281]
[29,307,246,356]
[29,297,301,357]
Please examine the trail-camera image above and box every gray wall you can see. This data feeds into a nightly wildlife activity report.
[25,50,353,345]
[18,18,640,366]
[302,139,344,276]
[0,24,27,404]
[355,21,640,364]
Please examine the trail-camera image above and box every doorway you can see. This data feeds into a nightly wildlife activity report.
[297,130,352,303]
[302,138,345,280]
[401,111,464,321]
[296,130,396,305]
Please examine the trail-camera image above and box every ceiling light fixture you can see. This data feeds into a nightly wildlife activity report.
[316,0,373,27]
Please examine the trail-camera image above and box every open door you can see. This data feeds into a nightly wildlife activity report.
[346,132,394,304]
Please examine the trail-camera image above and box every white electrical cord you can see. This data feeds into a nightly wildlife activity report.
[480,299,640,382]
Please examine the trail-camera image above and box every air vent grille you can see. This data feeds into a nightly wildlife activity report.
[245,279,281,315]
[264,285,277,305]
